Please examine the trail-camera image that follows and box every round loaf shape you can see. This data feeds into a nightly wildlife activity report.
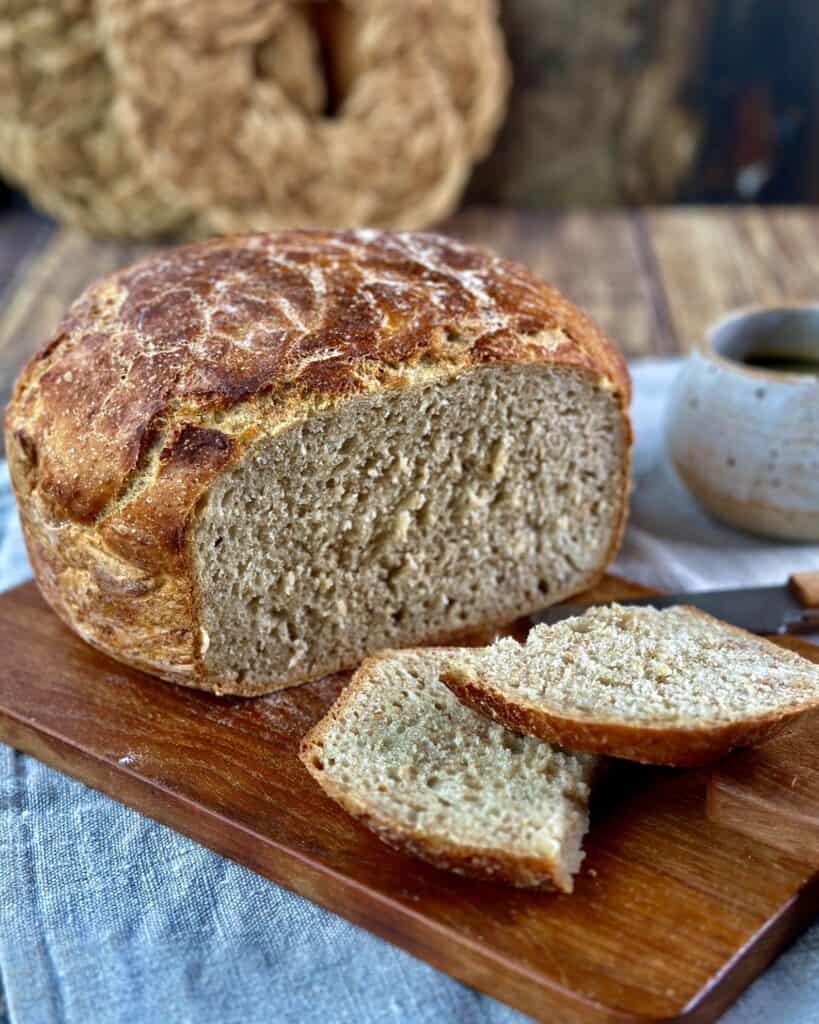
[6,230,631,694]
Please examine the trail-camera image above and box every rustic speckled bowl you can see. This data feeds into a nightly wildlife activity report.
[666,305,819,541]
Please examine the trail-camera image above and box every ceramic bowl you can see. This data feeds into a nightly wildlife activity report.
[666,305,819,541]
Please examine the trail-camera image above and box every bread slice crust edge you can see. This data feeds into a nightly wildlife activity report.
[299,654,590,890]
[441,607,819,767]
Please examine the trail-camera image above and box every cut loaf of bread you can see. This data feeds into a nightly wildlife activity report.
[6,230,630,695]
[300,650,598,891]
[441,604,819,766]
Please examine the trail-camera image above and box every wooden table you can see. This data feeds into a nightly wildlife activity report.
[2,205,819,421]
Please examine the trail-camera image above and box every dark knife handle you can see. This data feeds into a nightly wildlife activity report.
[784,573,819,633]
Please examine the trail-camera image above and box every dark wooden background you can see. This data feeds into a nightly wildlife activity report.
[469,0,819,207]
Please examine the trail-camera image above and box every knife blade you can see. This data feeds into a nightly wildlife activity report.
[530,582,819,636]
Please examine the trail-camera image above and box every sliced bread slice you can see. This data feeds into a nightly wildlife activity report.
[300,649,598,891]
[440,604,819,767]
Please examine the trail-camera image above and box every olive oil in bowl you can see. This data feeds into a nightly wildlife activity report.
[741,354,819,375]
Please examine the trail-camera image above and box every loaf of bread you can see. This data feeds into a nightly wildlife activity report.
[441,604,819,766]
[301,649,599,891]
[5,230,631,695]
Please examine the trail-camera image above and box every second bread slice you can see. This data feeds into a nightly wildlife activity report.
[300,650,598,891]
[441,604,819,766]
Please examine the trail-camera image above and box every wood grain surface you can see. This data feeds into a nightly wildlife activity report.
[1,576,818,1024]
[708,695,819,863]
[3,205,819,424]
[705,573,819,864]
[645,207,819,348]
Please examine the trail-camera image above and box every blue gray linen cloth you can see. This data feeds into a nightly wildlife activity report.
[2,358,818,1024]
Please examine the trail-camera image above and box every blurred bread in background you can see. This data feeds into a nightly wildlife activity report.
[0,1,508,238]
[4,1,813,233]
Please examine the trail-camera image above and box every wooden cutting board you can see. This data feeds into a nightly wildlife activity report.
[708,703,819,863]
[1,576,818,1024]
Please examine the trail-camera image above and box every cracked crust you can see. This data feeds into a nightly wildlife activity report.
[6,229,631,692]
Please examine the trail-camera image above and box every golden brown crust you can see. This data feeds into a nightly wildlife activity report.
[9,230,629,527]
[440,669,791,767]
[300,654,567,890]
[13,476,198,685]
[441,606,819,767]
[6,230,631,693]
